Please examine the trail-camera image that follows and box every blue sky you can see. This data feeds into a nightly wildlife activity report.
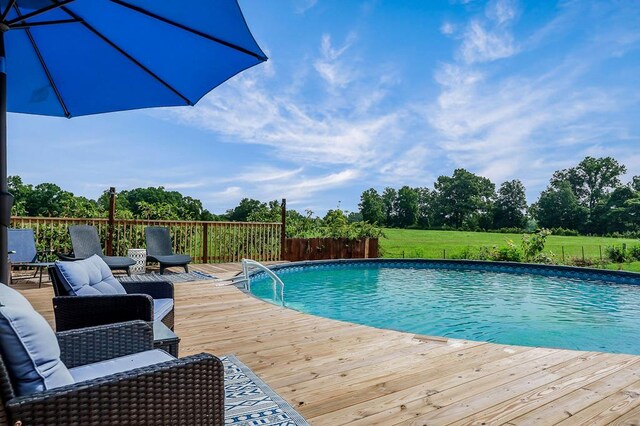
[7,0,640,215]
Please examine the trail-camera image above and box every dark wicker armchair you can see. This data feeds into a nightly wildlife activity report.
[49,265,175,331]
[0,321,224,426]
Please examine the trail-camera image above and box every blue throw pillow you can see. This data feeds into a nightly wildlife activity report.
[55,255,127,296]
[0,284,74,396]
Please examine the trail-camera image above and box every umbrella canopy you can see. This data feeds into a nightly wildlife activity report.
[0,0,267,281]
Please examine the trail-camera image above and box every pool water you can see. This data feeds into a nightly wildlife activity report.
[249,263,640,355]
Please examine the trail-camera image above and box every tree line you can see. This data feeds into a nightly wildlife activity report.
[9,176,218,221]
[359,156,640,236]
[9,155,640,237]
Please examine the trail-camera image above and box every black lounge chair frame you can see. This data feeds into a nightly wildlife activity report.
[0,321,224,426]
[60,225,136,276]
[145,226,191,274]
[49,266,175,331]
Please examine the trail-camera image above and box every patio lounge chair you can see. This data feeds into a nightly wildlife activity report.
[60,224,136,275]
[8,228,53,288]
[0,283,224,425]
[49,255,175,331]
[145,226,191,274]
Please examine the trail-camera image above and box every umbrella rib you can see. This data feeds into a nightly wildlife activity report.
[14,7,71,118]
[11,19,81,29]
[58,5,193,106]
[5,0,76,25]
[109,0,268,62]
[1,0,16,22]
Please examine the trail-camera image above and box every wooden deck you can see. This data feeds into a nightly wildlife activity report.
[17,263,640,425]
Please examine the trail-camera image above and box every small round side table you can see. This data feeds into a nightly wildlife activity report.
[127,248,147,275]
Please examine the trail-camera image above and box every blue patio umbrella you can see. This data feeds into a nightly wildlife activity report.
[0,0,267,281]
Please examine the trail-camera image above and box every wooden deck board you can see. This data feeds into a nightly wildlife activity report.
[17,262,640,425]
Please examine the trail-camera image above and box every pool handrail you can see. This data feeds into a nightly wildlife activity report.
[241,259,285,306]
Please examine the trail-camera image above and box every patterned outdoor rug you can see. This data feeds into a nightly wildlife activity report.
[223,355,310,426]
[118,271,217,283]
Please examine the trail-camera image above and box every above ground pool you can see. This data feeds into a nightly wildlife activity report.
[247,260,640,355]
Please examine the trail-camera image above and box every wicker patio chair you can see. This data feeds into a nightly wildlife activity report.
[59,225,136,275]
[0,290,224,426]
[49,256,175,331]
[8,228,54,288]
[145,226,191,274]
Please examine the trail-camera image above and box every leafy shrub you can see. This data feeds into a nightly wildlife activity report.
[522,229,551,261]
[606,245,628,263]
[286,209,384,239]
[628,245,640,261]
[550,227,579,236]
[492,241,522,262]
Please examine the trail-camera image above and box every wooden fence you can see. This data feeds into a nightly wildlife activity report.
[11,217,283,263]
[284,238,379,261]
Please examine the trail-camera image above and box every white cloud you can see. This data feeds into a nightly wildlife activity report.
[486,0,517,25]
[459,20,517,64]
[440,21,456,36]
[429,0,640,195]
[294,0,318,14]
[167,33,405,171]
[227,166,304,183]
[313,33,358,88]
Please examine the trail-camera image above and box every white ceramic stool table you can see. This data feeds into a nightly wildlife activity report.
[127,248,147,275]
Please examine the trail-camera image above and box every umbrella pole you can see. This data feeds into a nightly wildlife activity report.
[0,30,12,285]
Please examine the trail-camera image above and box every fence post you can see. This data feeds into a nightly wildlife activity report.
[202,222,209,264]
[562,246,565,263]
[107,187,116,256]
[599,245,603,262]
[582,246,585,262]
[280,198,286,261]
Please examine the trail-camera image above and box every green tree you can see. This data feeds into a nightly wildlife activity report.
[533,182,588,231]
[247,200,282,222]
[226,198,267,222]
[591,186,640,234]
[433,169,495,229]
[416,187,434,229]
[551,156,626,213]
[492,179,528,229]
[395,186,419,228]
[8,175,31,216]
[99,186,214,220]
[381,187,397,227]
[358,188,385,224]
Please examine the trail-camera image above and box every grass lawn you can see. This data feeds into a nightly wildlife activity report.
[380,228,640,271]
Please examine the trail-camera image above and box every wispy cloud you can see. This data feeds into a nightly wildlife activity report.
[165,31,408,188]
[458,0,518,64]
[428,0,640,193]
[294,0,318,14]
[314,33,358,88]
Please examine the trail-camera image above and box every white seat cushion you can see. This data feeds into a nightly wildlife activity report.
[69,349,175,384]
[55,255,127,296]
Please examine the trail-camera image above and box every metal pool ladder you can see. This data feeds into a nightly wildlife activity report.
[241,259,285,306]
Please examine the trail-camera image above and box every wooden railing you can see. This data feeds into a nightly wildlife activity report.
[11,217,283,263]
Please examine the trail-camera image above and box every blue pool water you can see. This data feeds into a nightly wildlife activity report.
[249,262,640,355]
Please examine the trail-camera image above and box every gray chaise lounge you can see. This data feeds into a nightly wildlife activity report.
[145,226,191,274]
[59,225,135,276]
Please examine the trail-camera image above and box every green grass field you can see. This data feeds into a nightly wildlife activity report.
[379,228,640,271]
